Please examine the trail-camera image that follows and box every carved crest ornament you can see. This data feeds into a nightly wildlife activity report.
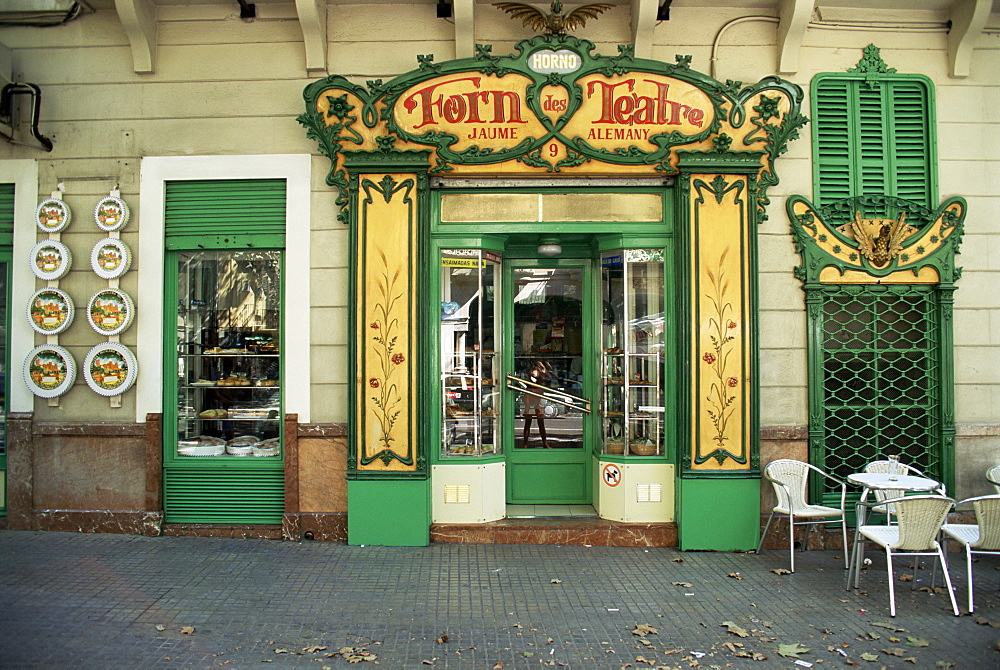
[494,0,614,36]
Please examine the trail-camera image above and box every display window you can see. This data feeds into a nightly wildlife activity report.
[439,249,501,458]
[173,250,282,459]
[601,250,666,457]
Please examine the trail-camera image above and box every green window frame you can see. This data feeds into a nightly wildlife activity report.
[162,178,287,525]
[0,182,12,515]
[811,73,937,210]
[807,62,952,505]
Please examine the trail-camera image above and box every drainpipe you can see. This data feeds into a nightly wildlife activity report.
[0,82,54,152]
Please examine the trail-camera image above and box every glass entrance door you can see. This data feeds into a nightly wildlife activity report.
[505,262,592,504]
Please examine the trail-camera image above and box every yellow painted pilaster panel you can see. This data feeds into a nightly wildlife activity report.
[689,174,751,471]
[355,172,420,472]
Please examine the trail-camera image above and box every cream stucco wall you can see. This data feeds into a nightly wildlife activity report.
[0,4,997,488]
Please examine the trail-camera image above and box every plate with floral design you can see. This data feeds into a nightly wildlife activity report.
[30,239,72,280]
[23,344,76,398]
[94,196,130,232]
[27,287,75,335]
[83,341,138,396]
[86,288,135,336]
[35,198,71,233]
[90,237,131,279]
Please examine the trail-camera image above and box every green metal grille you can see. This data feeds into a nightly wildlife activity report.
[816,285,942,495]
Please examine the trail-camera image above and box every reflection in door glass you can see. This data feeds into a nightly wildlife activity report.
[440,249,501,457]
[601,250,665,456]
[513,268,585,449]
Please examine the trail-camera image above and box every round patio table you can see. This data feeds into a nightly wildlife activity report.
[845,472,943,589]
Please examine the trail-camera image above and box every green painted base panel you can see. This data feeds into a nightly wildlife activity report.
[347,479,430,546]
[677,477,760,551]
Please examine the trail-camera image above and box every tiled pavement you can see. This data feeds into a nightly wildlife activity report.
[0,530,997,669]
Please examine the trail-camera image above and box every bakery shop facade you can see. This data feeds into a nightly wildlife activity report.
[301,35,808,548]
[0,2,994,550]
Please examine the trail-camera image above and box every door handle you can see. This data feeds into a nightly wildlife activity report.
[506,373,591,414]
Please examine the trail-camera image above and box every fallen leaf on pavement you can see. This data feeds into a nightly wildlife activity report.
[436,634,448,644]
[771,569,792,575]
[550,578,562,583]
[722,642,744,652]
[905,636,929,648]
[934,662,955,669]
[777,643,810,658]
[727,572,744,580]
[899,573,914,582]
[859,652,878,661]
[882,647,905,657]
[180,627,195,635]
[672,581,693,587]
[421,659,436,665]
[721,621,749,638]
[672,557,684,563]
[632,623,658,637]
[973,616,1000,628]
[302,645,328,653]
[872,622,907,632]
[492,662,504,670]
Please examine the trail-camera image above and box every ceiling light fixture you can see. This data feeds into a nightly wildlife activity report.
[537,235,562,257]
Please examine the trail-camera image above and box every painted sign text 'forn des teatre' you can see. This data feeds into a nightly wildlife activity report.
[394,72,714,155]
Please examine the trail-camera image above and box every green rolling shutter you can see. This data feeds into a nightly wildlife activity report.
[0,184,14,247]
[164,469,285,524]
[165,179,286,250]
[812,75,936,209]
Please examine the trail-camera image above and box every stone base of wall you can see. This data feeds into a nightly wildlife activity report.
[162,524,283,539]
[33,510,163,536]
[283,512,348,542]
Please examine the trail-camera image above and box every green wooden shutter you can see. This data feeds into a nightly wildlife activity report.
[165,179,286,250]
[0,184,14,247]
[812,80,853,206]
[812,75,936,209]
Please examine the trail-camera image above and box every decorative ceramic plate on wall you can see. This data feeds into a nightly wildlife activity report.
[94,196,130,231]
[23,344,76,398]
[83,341,138,396]
[86,288,134,336]
[35,198,71,233]
[26,287,75,335]
[30,239,72,280]
[90,237,131,279]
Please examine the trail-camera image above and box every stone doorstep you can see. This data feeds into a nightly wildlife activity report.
[430,518,678,547]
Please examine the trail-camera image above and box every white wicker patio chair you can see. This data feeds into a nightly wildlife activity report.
[864,459,945,521]
[756,459,848,573]
[854,495,959,617]
[941,494,1000,613]
[986,465,1000,495]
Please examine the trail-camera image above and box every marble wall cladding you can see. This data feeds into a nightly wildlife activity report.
[32,425,147,511]
[161,524,283,539]
[297,428,348,513]
[33,510,163,536]
[431,519,678,547]
[284,512,348,542]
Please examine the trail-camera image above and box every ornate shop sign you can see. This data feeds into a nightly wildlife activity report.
[300,34,806,224]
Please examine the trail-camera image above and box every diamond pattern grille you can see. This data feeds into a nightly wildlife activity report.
[817,286,942,495]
